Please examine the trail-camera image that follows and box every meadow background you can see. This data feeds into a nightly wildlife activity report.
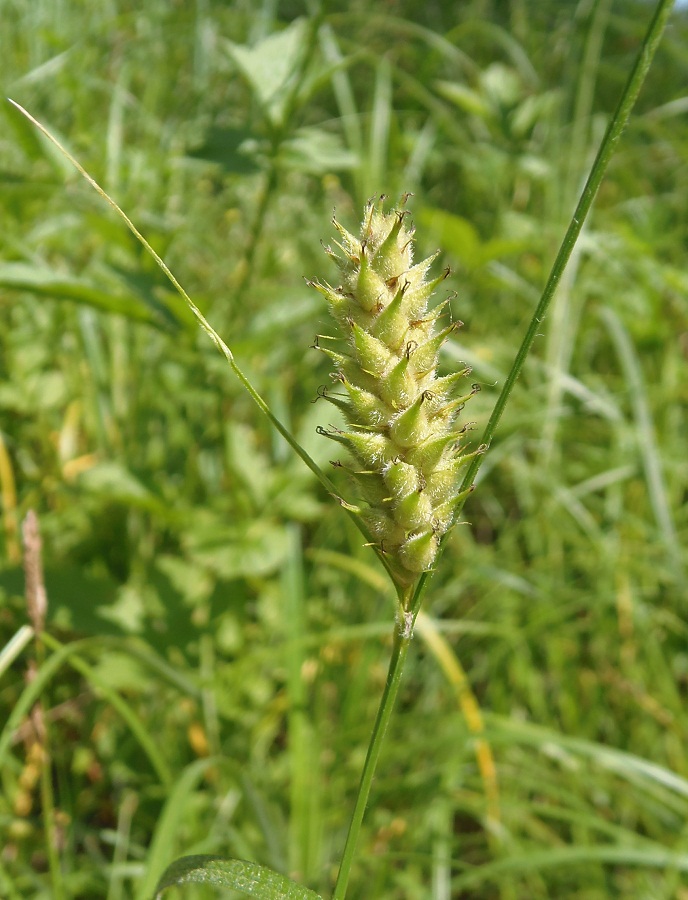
[1,1,687,897]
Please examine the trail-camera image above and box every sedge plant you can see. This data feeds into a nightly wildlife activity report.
[3,0,676,896]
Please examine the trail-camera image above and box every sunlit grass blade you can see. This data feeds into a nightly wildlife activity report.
[488,713,688,801]
[0,624,33,677]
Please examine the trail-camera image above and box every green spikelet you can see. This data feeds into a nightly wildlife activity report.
[312,195,482,587]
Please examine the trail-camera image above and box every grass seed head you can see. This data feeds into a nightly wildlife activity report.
[313,195,478,587]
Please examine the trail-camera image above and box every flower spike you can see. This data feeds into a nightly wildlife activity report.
[311,196,477,587]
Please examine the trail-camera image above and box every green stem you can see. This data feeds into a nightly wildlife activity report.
[331,604,413,900]
[233,9,324,307]
[33,632,65,900]
[232,159,279,307]
[40,734,64,900]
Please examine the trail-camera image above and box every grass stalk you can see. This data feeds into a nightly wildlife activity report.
[232,9,324,306]
[21,511,64,900]
[331,593,413,900]
[38,740,64,900]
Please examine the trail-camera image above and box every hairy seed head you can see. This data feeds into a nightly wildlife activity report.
[312,196,480,586]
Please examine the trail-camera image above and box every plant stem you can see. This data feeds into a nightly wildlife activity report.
[39,738,64,900]
[233,9,324,308]
[331,599,413,900]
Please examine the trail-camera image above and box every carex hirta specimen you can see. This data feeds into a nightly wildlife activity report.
[311,195,483,589]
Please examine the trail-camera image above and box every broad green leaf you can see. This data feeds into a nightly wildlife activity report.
[153,855,323,899]
[225,19,308,128]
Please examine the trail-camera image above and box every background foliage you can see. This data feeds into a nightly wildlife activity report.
[1,1,687,897]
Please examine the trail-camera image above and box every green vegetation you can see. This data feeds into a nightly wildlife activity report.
[1,1,687,897]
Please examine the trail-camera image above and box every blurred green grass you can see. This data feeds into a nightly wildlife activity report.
[1,1,687,897]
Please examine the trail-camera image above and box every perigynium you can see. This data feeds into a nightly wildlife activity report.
[310,195,485,589]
